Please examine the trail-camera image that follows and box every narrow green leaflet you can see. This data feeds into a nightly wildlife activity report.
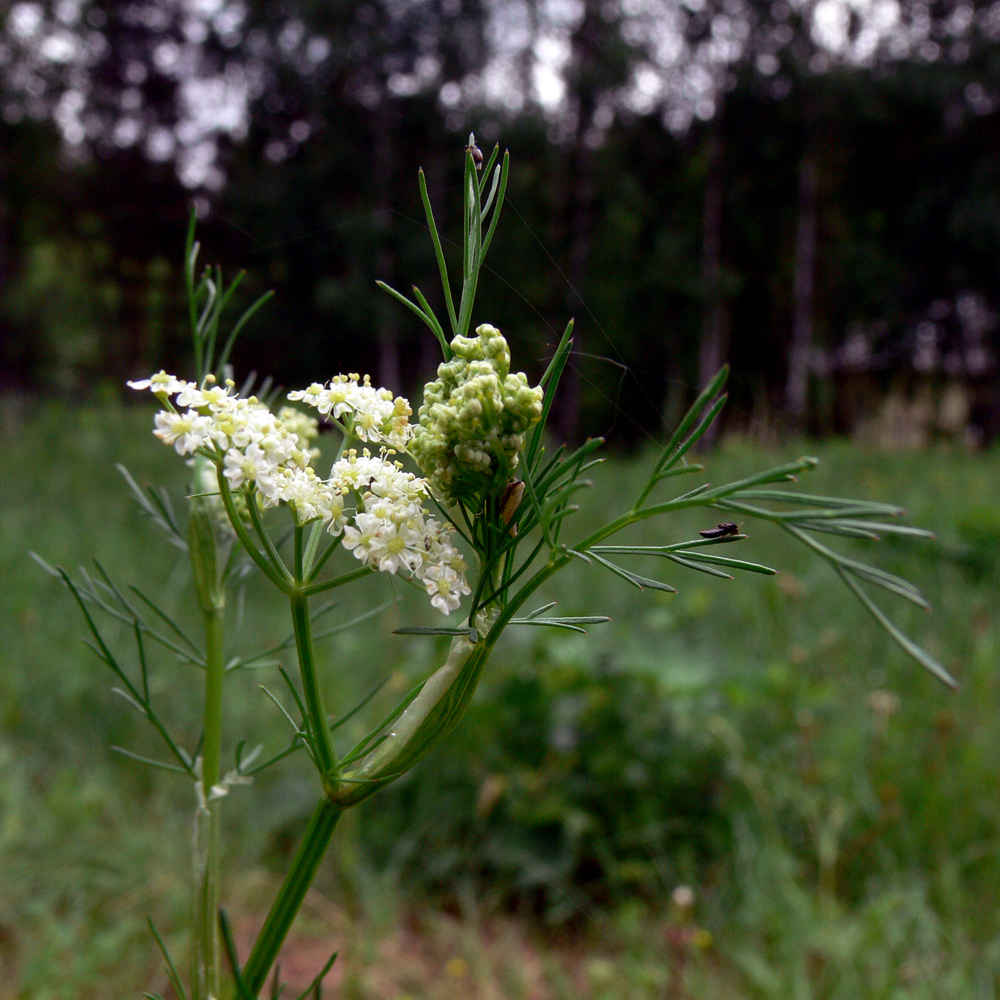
[668,550,777,575]
[148,918,189,1000]
[394,625,480,641]
[835,567,956,689]
[117,464,186,549]
[635,365,728,507]
[509,615,612,634]
[219,909,256,1000]
[660,554,734,580]
[589,553,677,592]
[110,746,189,774]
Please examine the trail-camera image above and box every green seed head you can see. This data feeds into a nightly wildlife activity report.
[411,324,543,503]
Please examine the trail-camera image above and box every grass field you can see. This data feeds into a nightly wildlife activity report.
[2,398,998,999]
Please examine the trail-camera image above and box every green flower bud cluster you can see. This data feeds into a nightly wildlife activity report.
[411,324,544,503]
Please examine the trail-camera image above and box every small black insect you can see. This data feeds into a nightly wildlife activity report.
[699,522,741,539]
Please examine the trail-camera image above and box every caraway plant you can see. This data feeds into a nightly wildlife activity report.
[38,136,952,999]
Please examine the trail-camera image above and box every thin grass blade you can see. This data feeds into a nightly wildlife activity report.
[290,951,338,1000]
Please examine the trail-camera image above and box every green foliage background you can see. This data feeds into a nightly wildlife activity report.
[3,402,998,998]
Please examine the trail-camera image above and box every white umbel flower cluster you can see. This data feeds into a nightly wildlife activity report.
[129,372,469,614]
[287,374,412,449]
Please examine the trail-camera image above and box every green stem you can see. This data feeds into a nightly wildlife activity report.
[305,533,342,584]
[246,486,292,579]
[216,474,293,593]
[301,565,372,597]
[201,604,226,819]
[289,591,339,786]
[194,603,225,1000]
[242,798,343,995]
[294,524,304,578]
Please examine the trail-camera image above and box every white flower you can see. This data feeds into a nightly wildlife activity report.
[421,563,472,615]
[317,487,347,536]
[223,442,275,491]
[153,410,213,455]
[269,466,325,521]
[289,374,413,447]
[131,369,469,614]
[375,519,426,575]
[175,381,232,410]
[127,370,190,395]
[343,511,383,562]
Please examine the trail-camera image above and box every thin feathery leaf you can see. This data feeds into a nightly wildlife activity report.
[219,909,257,1000]
[663,554,734,579]
[111,686,149,717]
[786,525,929,610]
[733,489,907,514]
[590,553,676,592]
[670,550,777,575]
[116,464,186,546]
[593,535,748,557]
[654,463,704,481]
[418,167,458,341]
[129,586,203,658]
[672,483,713,502]
[393,625,480,640]
[480,159,502,217]
[813,519,935,540]
[510,615,611,634]
[148,918,189,1000]
[218,289,275,373]
[835,567,956,688]
[524,602,558,619]
[110,746,188,773]
[479,142,501,182]
[376,280,449,353]
[527,320,574,469]
[411,284,450,356]
[480,149,510,259]
[260,685,305,737]
[642,366,729,498]
[329,678,390,733]
[700,457,818,498]
[510,619,589,633]
[655,393,727,480]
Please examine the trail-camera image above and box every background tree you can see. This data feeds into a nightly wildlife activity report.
[1,0,997,439]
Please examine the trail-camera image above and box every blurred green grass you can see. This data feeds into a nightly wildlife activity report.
[2,400,999,998]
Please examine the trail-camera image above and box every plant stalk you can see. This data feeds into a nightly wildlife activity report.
[194,602,225,1000]
[289,591,339,788]
[242,798,344,995]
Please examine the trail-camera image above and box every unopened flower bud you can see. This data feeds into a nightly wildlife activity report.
[411,324,543,503]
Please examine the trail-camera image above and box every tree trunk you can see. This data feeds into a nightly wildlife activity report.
[555,139,595,443]
[697,119,728,440]
[785,152,818,426]
[373,106,401,393]
[551,0,601,443]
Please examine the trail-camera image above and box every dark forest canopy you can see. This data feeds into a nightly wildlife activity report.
[1,0,998,444]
